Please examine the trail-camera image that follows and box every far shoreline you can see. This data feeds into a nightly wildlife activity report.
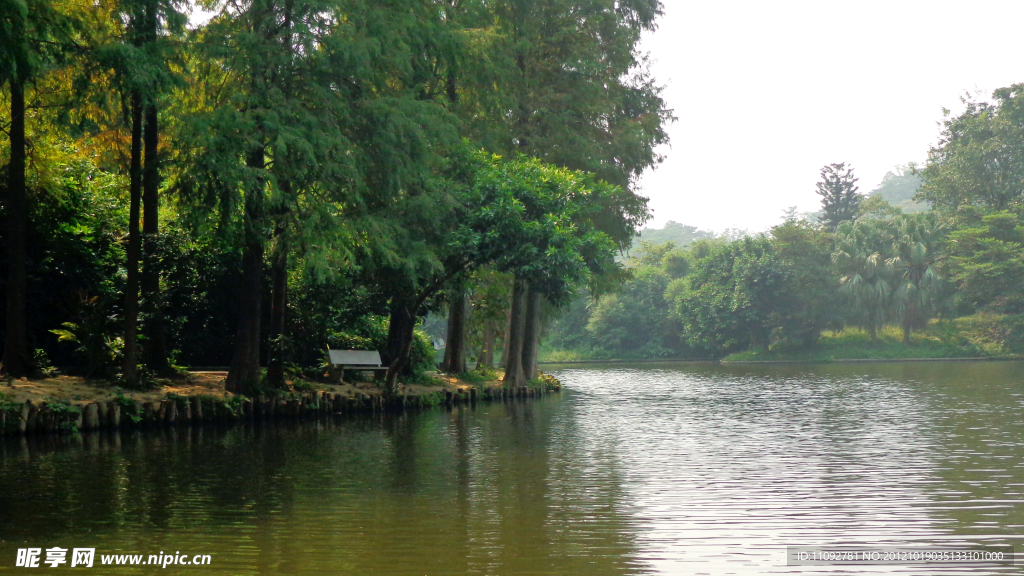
[540,356,1018,366]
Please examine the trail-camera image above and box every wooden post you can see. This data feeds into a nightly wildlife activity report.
[19,402,30,434]
[164,400,176,425]
[42,407,55,434]
[109,404,121,428]
[142,402,155,425]
[83,403,100,430]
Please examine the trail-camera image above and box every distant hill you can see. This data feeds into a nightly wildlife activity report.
[634,221,717,249]
[870,165,929,213]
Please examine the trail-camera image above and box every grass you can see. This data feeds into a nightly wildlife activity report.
[457,367,502,383]
[723,323,988,362]
[538,348,589,362]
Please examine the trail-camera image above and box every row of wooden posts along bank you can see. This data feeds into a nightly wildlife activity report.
[0,385,560,437]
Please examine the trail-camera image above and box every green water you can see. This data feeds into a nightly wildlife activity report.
[1,361,1022,574]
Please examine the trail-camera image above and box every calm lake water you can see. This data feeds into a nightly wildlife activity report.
[1,362,1023,575]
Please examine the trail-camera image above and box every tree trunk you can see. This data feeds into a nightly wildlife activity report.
[384,300,417,396]
[264,234,288,388]
[141,98,167,372]
[520,290,542,381]
[903,322,911,345]
[502,277,528,388]
[479,320,495,369]
[868,323,877,341]
[226,148,266,394]
[122,96,144,384]
[442,288,468,374]
[3,79,30,377]
[498,305,512,368]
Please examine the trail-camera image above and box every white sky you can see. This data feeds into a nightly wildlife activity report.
[637,0,1024,233]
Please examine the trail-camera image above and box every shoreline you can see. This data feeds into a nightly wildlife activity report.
[541,356,1016,366]
[0,372,561,438]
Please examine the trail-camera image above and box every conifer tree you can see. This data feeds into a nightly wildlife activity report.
[1,0,72,376]
[816,162,861,231]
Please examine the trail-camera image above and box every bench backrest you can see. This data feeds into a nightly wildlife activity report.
[328,349,383,367]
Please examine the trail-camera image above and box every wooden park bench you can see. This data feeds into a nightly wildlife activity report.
[328,349,388,382]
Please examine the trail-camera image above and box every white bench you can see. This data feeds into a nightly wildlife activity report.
[328,349,388,381]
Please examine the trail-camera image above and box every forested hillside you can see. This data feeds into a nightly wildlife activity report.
[546,90,1024,361]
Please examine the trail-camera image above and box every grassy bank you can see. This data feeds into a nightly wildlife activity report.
[543,314,1024,364]
[0,368,563,408]
[0,368,562,436]
[722,322,1008,362]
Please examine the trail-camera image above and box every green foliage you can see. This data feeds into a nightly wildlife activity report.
[43,398,82,433]
[32,349,58,377]
[888,212,946,339]
[723,324,983,362]
[952,312,1024,355]
[530,373,561,391]
[460,153,634,303]
[816,162,861,231]
[945,210,1024,315]
[632,241,677,267]
[920,85,1024,213]
[676,236,791,353]
[114,366,158,391]
[661,250,690,279]
[291,379,317,392]
[111,388,141,423]
[327,316,435,377]
[457,368,499,383]
[833,218,894,337]
[48,294,123,378]
[587,266,677,357]
[0,392,22,433]
[770,221,842,345]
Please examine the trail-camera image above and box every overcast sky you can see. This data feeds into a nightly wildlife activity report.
[636,0,1024,233]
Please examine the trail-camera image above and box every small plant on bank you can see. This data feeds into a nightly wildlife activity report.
[530,373,561,391]
[0,392,22,434]
[114,367,160,391]
[32,349,59,378]
[112,388,142,423]
[166,350,193,379]
[459,366,501,383]
[222,394,247,417]
[292,379,318,392]
[44,399,82,433]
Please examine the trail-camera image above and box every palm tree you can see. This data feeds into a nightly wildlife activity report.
[833,220,891,340]
[887,213,944,344]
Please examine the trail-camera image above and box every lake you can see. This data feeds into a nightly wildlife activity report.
[1,361,1022,574]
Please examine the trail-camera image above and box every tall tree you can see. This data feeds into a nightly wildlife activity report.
[1,0,70,376]
[887,213,945,344]
[447,0,668,378]
[0,0,32,376]
[176,0,456,394]
[833,219,892,340]
[816,162,861,231]
[945,211,1024,315]
[441,287,469,374]
[920,85,1024,214]
[139,0,184,373]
